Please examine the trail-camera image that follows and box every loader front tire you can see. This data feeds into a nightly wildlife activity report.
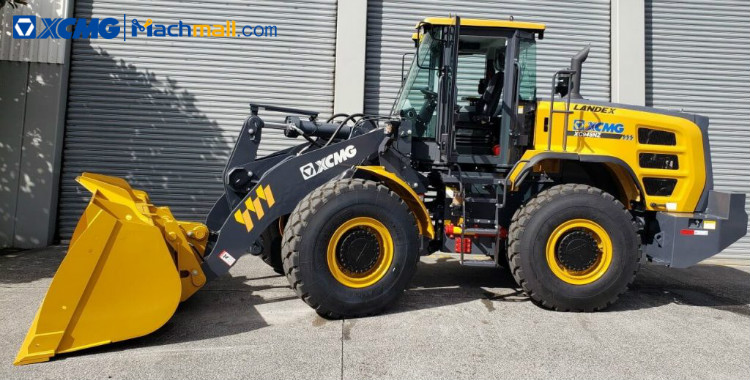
[507,184,640,311]
[259,226,284,275]
[282,178,420,318]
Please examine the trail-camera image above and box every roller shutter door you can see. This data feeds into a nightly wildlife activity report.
[646,0,750,263]
[364,0,611,117]
[57,0,337,239]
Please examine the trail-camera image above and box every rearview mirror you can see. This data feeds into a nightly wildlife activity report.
[555,76,570,97]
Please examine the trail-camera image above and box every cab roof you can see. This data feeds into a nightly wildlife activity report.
[414,17,545,40]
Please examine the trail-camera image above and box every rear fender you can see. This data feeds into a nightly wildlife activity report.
[509,152,643,208]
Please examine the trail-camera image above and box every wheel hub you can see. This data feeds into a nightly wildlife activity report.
[555,230,600,272]
[336,228,381,274]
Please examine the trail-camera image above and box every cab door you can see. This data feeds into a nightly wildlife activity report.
[436,16,460,162]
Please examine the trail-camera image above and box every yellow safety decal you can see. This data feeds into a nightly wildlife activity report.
[234,185,274,232]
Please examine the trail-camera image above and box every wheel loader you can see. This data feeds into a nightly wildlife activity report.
[15,16,748,365]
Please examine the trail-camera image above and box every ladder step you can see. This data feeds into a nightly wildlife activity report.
[460,260,498,268]
[463,228,499,235]
[464,197,496,204]
[466,218,494,224]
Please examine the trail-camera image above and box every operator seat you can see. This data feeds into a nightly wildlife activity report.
[479,49,505,118]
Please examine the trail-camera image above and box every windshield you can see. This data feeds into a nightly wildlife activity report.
[391,30,442,138]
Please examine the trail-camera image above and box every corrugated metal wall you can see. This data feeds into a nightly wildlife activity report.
[363,0,611,117]
[0,0,70,63]
[56,0,338,239]
[646,0,750,262]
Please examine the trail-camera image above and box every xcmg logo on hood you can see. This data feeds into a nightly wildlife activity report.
[572,120,625,134]
[300,146,357,180]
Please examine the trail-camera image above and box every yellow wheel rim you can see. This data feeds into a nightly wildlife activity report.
[545,219,613,285]
[327,217,394,288]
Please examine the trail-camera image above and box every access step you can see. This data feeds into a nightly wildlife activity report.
[460,260,498,268]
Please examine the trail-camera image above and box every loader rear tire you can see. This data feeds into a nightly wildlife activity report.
[259,226,284,275]
[282,178,420,318]
[507,184,640,311]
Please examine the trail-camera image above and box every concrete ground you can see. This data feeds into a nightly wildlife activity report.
[1,247,748,380]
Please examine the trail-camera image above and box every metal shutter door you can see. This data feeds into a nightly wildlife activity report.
[57,0,337,239]
[364,0,611,117]
[646,0,750,262]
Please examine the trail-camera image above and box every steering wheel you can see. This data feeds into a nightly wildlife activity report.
[420,87,438,99]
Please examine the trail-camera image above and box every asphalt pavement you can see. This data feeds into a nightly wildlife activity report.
[1,247,748,380]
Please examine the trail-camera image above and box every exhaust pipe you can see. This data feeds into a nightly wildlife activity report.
[569,46,590,99]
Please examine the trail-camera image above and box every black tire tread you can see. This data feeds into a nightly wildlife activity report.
[506,183,641,312]
[281,178,417,319]
[259,227,284,275]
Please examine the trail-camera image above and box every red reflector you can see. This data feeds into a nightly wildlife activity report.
[445,225,455,235]
[499,226,508,239]
[492,144,500,156]
[681,229,709,236]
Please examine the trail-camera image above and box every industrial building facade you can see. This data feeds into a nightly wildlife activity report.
[1,0,748,262]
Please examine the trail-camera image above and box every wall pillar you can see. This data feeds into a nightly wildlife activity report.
[611,0,646,105]
[333,0,368,114]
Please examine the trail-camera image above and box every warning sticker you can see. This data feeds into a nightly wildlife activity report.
[703,220,717,230]
[218,250,236,266]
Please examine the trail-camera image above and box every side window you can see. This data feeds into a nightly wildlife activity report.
[518,39,537,101]
[456,54,487,108]
[392,31,442,139]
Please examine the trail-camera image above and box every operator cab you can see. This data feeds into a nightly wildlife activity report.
[392,17,543,168]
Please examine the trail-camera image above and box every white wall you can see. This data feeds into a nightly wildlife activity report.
[611,0,645,105]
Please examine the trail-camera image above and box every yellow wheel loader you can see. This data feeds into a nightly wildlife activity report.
[16,16,747,365]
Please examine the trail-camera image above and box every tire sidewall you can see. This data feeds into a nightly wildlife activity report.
[296,183,419,315]
[520,191,639,308]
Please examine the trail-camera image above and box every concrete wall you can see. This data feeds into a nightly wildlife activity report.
[0,61,68,248]
[333,0,368,114]
[611,0,646,105]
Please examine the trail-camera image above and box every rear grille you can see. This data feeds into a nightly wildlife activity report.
[643,177,677,196]
[639,153,679,170]
[638,128,676,146]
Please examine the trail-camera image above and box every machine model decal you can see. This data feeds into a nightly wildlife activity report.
[299,145,358,180]
[233,185,275,232]
[568,119,633,141]
[572,104,616,114]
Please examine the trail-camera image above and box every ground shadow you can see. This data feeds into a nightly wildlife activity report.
[611,264,750,317]
[0,247,64,284]
[58,273,297,361]
[386,256,750,317]
[389,258,531,315]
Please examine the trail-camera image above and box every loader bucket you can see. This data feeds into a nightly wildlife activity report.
[15,173,208,365]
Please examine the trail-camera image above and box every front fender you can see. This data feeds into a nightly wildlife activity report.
[354,166,435,239]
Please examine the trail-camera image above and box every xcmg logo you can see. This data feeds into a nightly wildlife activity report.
[12,15,278,40]
[12,15,120,39]
[572,119,625,134]
[300,146,358,180]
